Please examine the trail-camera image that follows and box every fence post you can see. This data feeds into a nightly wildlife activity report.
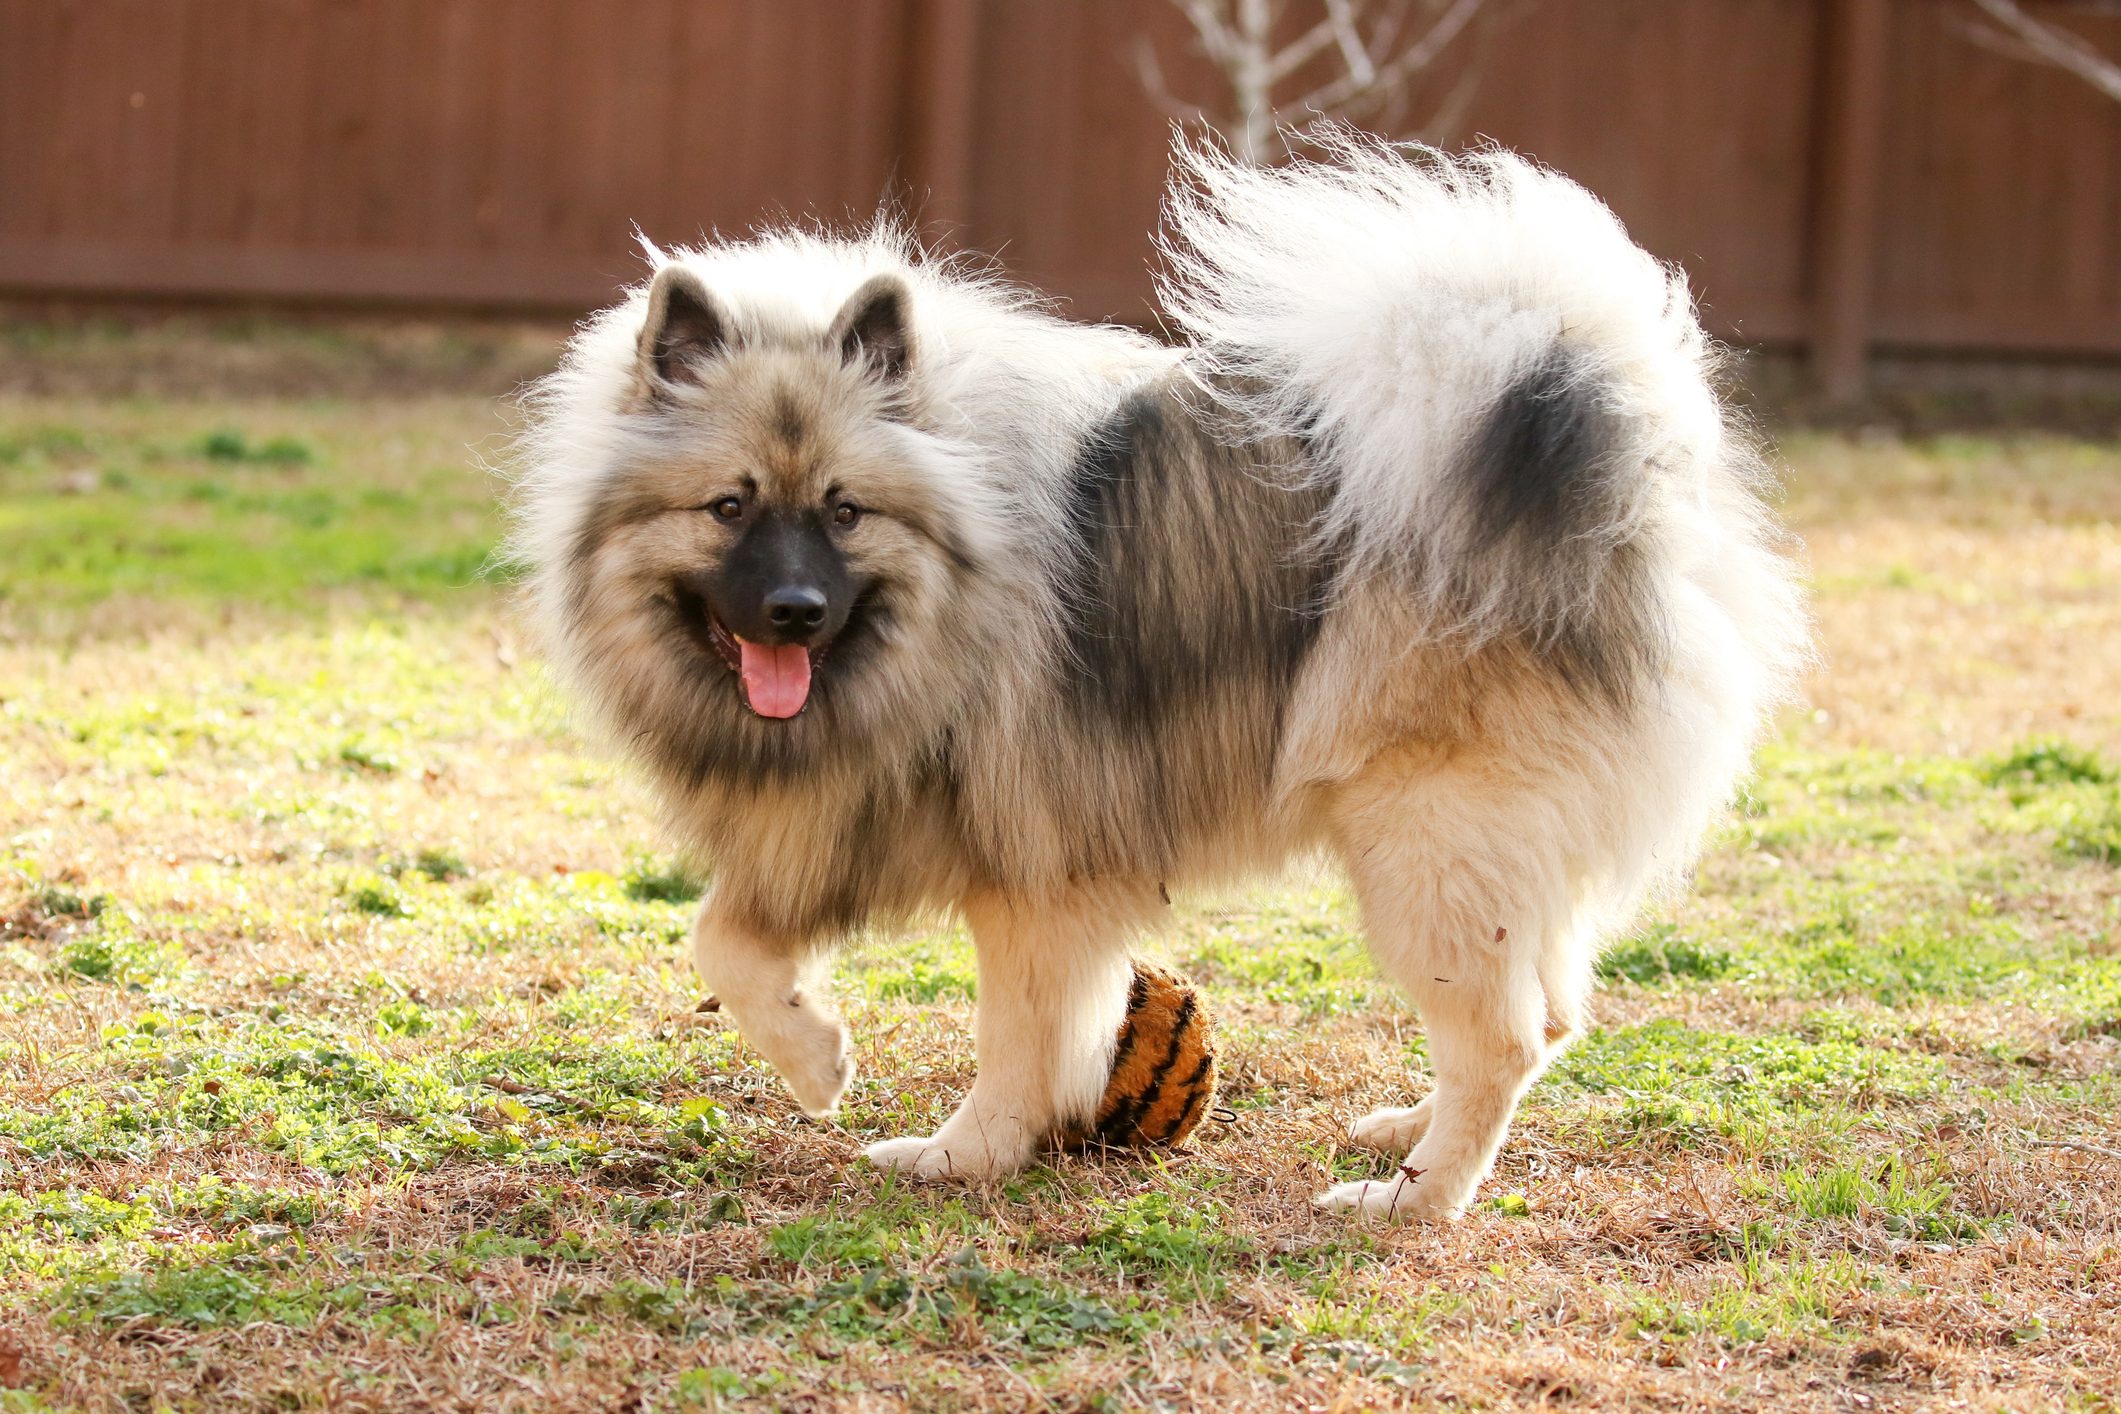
[901,0,982,238]
[1812,0,1892,403]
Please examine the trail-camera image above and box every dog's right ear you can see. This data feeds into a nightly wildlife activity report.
[635,265,731,394]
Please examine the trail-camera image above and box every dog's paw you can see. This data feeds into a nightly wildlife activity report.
[1314,1172,1465,1223]
[722,993,851,1119]
[1347,1100,1433,1154]
[781,1027,854,1120]
[862,1134,1002,1182]
[863,1111,1037,1182]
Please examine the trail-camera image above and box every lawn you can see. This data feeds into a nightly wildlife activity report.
[1,332,2117,1411]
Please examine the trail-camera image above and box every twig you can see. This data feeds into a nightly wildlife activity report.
[1133,37,1208,124]
[1965,0,2121,104]
[1320,0,1376,87]
[2027,1137,2121,1161]
[1266,6,1352,83]
[481,1074,592,1113]
[1291,0,1486,115]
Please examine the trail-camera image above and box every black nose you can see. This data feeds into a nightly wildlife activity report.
[764,585,828,633]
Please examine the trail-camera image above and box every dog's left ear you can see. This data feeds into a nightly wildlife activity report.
[828,274,915,385]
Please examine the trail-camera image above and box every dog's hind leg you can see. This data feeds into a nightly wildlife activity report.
[690,901,852,1119]
[863,886,1148,1181]
[1316,747,1593,1220]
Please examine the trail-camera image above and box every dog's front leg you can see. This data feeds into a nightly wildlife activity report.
[864,888,1144,1181]
[691,901,851,1118]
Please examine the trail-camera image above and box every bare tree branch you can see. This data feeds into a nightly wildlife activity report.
[1320,0,1377,87]
[1132,37,1208,125]
[1291,0,1487,116]
[1964,0,2121,103]
[1364,0,1428,67]
[1181,0,1239,69]
[1263,7,1352,83]
[1137,0,1493,163]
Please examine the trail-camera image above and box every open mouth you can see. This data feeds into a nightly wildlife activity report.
[673,586,831,721]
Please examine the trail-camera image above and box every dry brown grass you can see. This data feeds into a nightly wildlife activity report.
[1787,433,2121,757]
[0,377,2116,1411]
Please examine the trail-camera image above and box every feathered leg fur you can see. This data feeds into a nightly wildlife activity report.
[1312,698,1654,1219]
[690,903,853,1119]
[864,886,1149,1180]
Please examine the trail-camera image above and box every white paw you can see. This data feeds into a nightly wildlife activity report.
[722,996,851,1118]
[1348,1100,1433,1153]
[862,1133,1003,1182]
[1314,1172,1465,1223]
[779,1022,854,1119]
[862,1108,1038,1182]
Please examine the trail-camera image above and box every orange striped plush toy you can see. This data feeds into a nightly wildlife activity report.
[1060,961,1219,1150]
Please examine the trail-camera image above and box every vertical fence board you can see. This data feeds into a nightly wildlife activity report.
[0,1,62,241]
[1812,0,1891,400]
[423,1,503,256]
[244,0,322,247]
[967,2,1207,321]
[901,0,981,233]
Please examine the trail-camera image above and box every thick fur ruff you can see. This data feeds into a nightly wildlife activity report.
[508,131,1808,1218]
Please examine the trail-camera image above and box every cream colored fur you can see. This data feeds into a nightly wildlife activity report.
[510,135,1809,1221]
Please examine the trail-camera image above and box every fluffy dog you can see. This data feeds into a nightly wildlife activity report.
[510,134,1807,1219]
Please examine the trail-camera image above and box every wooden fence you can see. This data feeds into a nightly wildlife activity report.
[2,0,2118,393]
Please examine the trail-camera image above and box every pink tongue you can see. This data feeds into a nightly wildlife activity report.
[737,639,812,719]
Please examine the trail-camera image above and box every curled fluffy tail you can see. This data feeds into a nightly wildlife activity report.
[1158,131,1776,698]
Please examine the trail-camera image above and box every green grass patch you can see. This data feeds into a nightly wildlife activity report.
[26,885,107,922]
[778,1247,1145,1351]
[1598,924,1733,985]
[621,855,705,904]
[0,405,500,619]
[1624,1257,1870,1347]
[198,428,314,465]
[1176,886,1376,1014]
[1075,1190,1250,1303]
[1983,739,2113,789]
[1546,1018,1951,1150]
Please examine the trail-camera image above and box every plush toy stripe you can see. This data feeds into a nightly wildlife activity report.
[1059,961,1218,1150]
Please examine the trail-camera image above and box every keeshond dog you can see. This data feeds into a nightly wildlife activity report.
[510,134,1807,1219]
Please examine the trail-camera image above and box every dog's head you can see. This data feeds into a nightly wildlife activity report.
[547,262,994,781]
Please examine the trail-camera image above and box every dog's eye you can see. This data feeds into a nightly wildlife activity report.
[832,502,860,527]
[710,497,743,522]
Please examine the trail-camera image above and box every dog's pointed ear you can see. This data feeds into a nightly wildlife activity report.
[636,265,730,392]
[828,274,915,385]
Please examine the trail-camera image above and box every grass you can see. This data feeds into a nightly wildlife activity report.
[1,341,2119,1410]
[0,398,503,621]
